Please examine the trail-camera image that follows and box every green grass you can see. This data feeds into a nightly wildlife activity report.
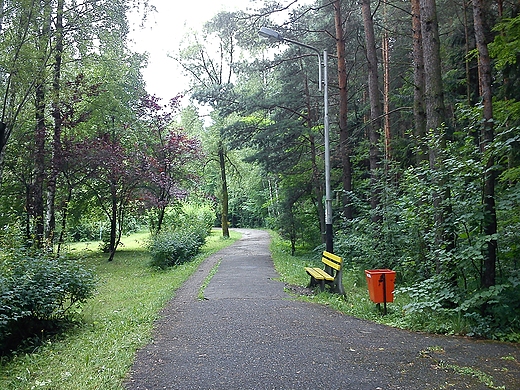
[418,346,506,390]
[269,231,519,341]
[268,231,471,331]
[198,259,222,300]
[269,231,395,324]
[0,229,240,390]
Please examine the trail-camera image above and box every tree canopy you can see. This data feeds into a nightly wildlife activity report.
[173,0,520,339]
[0,0,519,339]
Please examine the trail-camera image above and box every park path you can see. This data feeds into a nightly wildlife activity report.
[125,229,519,390]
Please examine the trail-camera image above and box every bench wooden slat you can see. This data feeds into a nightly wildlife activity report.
[304,251,344,294]
[323,251,342,263]
[322,251,342,271]
[305,267,324,280]
[304,267,334,281]
[304,267,321,279]
[322,257,341,271]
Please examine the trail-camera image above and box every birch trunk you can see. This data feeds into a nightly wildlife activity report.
[412,0,427,162]
[46,0,65,245]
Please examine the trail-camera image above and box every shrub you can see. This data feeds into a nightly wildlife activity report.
[148,229,206,269]
[176,201,215,236]
[0,253,96,352]
[64,217,111,242]
[395,273,520,340]
[148,201,214,269]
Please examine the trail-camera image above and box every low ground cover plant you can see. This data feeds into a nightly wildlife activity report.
[0,229,240,389]
[269,231,520,342]
[148,202,214,269]
[0,251,96,353]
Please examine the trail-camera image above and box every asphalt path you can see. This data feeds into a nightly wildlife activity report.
[125,229,519,390]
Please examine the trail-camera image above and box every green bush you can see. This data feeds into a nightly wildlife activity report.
[0,254,96,352]
[148,229,206,269]
[395,273,520,340]
[176,201,215,235]
[148,201,214,269]
[67,219,105,242]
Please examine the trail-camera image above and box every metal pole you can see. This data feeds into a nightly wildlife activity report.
[283,38,322,91]
[258,28,333,253]
[323,50,333,253]
[382,273,387,315]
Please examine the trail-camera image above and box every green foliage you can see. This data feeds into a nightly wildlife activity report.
[148,229,206,269]
[398,276,460,314]
[392,276,470,334]
[391,272,520,340]
[67,219,107,242]
[268,230,317,286]
[175,201,215,236]
[460,275,520,340]
[489,15,520,70]
[148,201,214,269]
[270,194,322,255]
[0,253,96,352]
[0,230,240,389]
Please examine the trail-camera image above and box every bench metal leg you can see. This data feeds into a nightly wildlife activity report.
[335,271,345,295]
[308,277,326,292]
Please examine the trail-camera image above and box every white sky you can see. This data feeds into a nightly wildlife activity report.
[128,0,314,106]
[128,0,252,104]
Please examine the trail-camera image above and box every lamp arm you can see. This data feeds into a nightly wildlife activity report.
[283,38,322,92]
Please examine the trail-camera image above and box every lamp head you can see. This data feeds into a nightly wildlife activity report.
[259,27,284,41]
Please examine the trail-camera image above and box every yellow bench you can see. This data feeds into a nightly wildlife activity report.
[305,251,344,294]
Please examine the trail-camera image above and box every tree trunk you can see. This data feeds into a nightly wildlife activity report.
[218,140,230,238]
[412,0,427,162]
[108,182,117,261]
[0,0,4,35]
[32,0,52,248]
[361,0,382,220]
[472,0,497,288]
[33,8,51,246]
[382,0,391,163]
[34,82,46,246]
[382,32,391,162]
[0,121,6,180]
[463,1,473,105]
[156,205,166,233]
[420,0,456,273]
[420,0,446,135]
[334,0,353,220]
[46,0,65,246]
[56,187,72,256]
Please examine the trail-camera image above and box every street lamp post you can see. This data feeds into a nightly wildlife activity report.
[259,27,333,253]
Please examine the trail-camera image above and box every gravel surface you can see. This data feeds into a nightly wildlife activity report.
[125,229,519,390]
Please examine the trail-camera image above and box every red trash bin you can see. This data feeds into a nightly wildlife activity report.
[365,269,396,304]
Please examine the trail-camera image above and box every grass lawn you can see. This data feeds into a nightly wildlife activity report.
[268,231,412,328]
[0,229,240,390]
[268,231,504,338]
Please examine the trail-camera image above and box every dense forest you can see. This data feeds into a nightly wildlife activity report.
[1,0,519,343]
